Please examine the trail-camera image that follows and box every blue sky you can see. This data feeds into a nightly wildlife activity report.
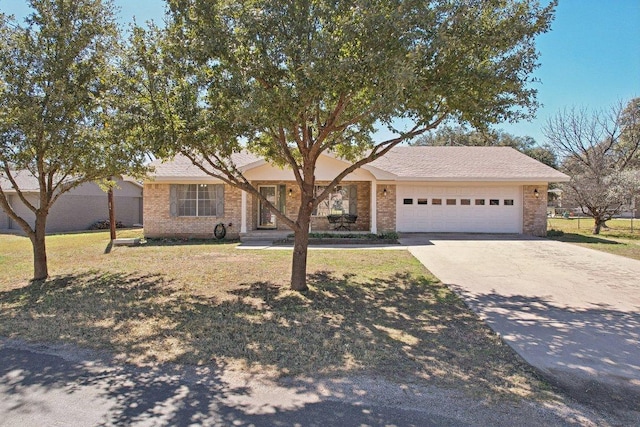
[2,0,639,146]
[498,0,640,144]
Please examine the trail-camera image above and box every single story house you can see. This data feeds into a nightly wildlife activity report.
[143,146,569,238]
[0,171,143,233]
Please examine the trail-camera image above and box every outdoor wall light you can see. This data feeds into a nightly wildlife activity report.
[534,188,539,198]
[288,188,293,197]
[383,187,387,197]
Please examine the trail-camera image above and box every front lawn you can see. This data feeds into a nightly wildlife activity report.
[547,218,640,261]
[0,231,549,399]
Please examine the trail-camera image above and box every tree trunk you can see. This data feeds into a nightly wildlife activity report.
[290,208,311,291]
[593,217,604,235]
[31,213,48,280]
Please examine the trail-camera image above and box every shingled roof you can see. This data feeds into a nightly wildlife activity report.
[147,146,569,182]
[0,171,142,192]
[0,170,42,191]
[366,146,569,182]
[148,152,263,179]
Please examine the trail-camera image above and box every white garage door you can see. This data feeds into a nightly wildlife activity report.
[396,185,522,233]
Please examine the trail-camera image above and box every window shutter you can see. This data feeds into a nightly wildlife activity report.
[349,185,358,215]
[169,185,178,217]
[278,184,286,214]
[216,185,225,216]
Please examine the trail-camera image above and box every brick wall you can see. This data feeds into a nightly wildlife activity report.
[143,183,242,239]
[144,181,375,237]
[523,184,548,236]
[376,184,396,232]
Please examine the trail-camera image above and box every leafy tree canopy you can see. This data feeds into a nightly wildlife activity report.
[130,0,556,290]
[0,0,150,279]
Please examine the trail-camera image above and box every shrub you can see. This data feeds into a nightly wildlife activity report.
[88,220,125,230]
[287,232,399,240]
[546,229,564,237]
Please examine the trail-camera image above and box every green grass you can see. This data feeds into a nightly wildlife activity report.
[547,218,640,260]
[0,230,551,400]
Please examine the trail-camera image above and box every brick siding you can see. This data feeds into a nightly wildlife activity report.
[144,181,376,237]
[523,184,548,236]
[376,184,396,232]
[143,183,242,239]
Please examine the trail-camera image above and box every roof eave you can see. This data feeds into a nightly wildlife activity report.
[144,176,225,183]
[361,164,398,180]
[238,159,267,172]
[393,176,571,183]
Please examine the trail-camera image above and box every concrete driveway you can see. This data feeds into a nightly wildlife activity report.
[400,233,640,408]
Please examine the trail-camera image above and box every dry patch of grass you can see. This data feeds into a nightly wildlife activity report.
[547,218,640,260]
[0,231,549,400]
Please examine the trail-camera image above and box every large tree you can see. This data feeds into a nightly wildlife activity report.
[544,99,640,234]
[0,0,149,280]
[412,125,558,168]
[130,0,556,291]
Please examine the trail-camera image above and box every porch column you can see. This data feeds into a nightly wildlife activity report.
[370,180,377,234]
[241,190,247,233]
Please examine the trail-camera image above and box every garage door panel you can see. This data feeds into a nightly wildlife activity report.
[396,185,522,233]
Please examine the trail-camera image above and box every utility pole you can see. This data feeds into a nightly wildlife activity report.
[108,180,116,241]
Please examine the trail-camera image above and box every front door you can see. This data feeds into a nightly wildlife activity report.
[258,186,277,229]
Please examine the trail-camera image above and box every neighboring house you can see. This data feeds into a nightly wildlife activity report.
[0,171,143,233]
[143,146,569,238]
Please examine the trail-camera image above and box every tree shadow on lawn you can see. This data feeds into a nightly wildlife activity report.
[451,287,640,415]
[6,341,574,427]
[0,270,548,401]
[4,341,487,426]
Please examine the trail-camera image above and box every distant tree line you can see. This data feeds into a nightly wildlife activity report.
[411,126,558,168]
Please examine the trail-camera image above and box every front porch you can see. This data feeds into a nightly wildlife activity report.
[241,180,381,234]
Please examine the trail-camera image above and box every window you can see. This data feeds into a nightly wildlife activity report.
[432,198,442,205]
[490,199,500,206]
[171,184,224,217]
[475,199,485,205]
[417,198,428,205]
[504,199,514,206]
[461,199,471,205]
[446,199,456,205]
[403,198,413,205]
[313,185,357,216]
